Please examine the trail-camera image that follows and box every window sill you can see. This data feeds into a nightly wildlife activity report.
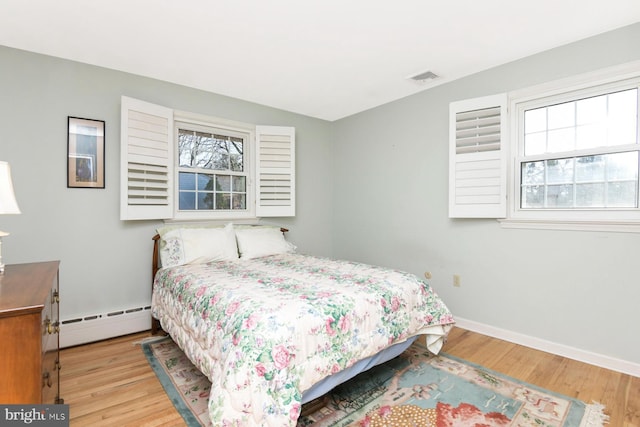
[163,216,259,225]
[498,218,640,233]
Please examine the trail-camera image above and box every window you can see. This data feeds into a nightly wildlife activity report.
[449,62,640,231]
[120,96,295,221]
[176,123,250,215]
[510,73,640,226]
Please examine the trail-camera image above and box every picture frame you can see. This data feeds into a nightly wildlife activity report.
[67,116,105,188]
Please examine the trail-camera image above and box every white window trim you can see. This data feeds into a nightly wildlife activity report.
[500,61,640,233]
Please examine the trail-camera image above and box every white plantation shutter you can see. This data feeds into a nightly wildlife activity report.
[449,94,507,218]
[255,126,295,217]
[120,96,173,220]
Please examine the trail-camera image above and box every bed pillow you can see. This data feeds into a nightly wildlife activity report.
[235,226,296,260]
[159,223,238,267]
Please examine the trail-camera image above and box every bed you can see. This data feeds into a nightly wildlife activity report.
[150,224,455,426]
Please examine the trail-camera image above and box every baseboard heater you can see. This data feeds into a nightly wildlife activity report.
[60,306,152,348]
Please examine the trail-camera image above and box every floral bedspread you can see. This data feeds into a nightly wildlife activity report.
[151,253,455,427]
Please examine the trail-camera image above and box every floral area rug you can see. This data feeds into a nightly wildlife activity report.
[141,337,608,427]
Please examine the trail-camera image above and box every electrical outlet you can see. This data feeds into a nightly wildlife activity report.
[453,274,461,287]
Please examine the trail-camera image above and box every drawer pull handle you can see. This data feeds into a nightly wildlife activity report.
[45,320,60,334]
[42,372,52,388]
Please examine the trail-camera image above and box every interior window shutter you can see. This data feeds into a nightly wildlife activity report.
[255,126,295,217]
[120,96,174,220]
[449,94,508,218]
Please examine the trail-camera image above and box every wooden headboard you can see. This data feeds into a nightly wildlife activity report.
[151,234,162,334]
[152,234,161,280]
[150,227,289,334]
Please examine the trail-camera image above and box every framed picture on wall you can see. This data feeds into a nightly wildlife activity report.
[67,116,105,188]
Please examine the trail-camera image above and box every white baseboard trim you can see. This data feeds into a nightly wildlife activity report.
[60,308,152,348]
[454,317,640,378]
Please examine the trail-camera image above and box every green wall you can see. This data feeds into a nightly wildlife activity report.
[331,23,640,366]
[0,46,333,321]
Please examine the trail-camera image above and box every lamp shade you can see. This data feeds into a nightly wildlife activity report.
[0,161,21,214]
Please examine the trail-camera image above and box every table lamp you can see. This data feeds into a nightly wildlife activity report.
[0,161,21,274]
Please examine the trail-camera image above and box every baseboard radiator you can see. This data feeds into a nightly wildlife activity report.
[60,306,152,348]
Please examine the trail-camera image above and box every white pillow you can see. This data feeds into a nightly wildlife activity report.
[159,223,238,267]
[235,227,296,260]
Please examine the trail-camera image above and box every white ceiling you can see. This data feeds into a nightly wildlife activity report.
[1,1,639,121]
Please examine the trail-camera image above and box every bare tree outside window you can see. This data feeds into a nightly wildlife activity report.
[177,128,247,211]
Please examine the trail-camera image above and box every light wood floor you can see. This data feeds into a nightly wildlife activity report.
[60,327,639,426]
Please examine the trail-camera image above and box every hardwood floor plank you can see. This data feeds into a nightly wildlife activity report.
[60,327,639,426]
[624,375,640,426]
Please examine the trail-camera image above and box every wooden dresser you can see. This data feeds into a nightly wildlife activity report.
[0,261,63,404]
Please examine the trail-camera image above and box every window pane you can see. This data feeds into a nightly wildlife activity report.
[576,123,607,150]
[576,95,607,125]
[179,172,196,190]
[522,161,544,185]
[576,183,605,207]
[232,194,246,209]
[523,88,638,155]
[607,181,638,207]
[521,185,544,208]
[547,128,575,152]
[610,88,637,114]
[524,108,546,133]
[212,137,230,170]
[233,176,246,192]
[607,151,638,180]
[546,184,573,207]
[197,192,214,210]
[609,89,638,145]
[229,137,244,172]
[179,191,195,210]
[179,170,249,211]
[216,175,231,191]
[524,132,546,156]
[216,193,231,209]
[547,102,575,129]
[609,115,638,146]
[575,156,605,182]
[179,130,215,168]
[546,159,574,184]
[575,94,609,150]
[178,130,196,167]
[194,132,214,168]
[178,128,246,173]
[197,174,214,191]
[521,152,639,209]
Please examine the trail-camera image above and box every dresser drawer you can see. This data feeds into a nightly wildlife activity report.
[0,261,62,404]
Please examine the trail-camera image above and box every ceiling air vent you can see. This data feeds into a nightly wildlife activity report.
[408,70,439,83]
